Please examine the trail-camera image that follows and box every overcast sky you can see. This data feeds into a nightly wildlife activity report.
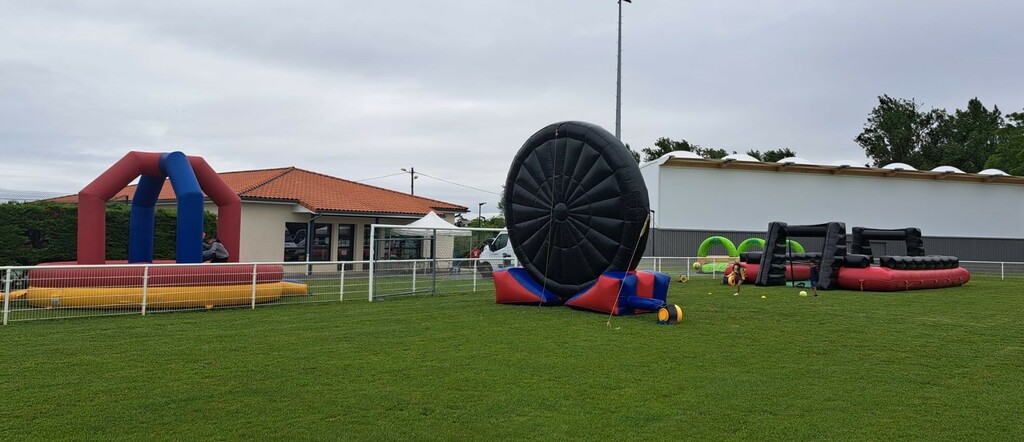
[2,0,1021,213]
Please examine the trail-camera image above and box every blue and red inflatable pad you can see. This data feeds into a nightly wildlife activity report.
[495,267,670,315]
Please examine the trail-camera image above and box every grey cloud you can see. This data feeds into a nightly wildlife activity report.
[1,0,1022,210]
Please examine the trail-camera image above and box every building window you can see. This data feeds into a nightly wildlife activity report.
[284,222,333,262]
[381,237,422,260]
[362,224,422,260]
[337,224,354,262]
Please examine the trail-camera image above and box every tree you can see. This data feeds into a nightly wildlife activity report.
[640,137,701,162]
[747,148,798,162]
[639,137,732,161]
[985,110,1024,176]
[699,148,729,160]
[935,98,1003,173]
[855,95,943,167]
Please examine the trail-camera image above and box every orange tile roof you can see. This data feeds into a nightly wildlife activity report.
[50,167,468,215]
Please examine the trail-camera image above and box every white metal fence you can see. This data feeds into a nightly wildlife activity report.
[2,257,1021,325]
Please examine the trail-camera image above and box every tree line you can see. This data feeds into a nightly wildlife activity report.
[0,202,217,266]
[628,138,799,164]
[628,95,1023,175]
[855,96,1023,174]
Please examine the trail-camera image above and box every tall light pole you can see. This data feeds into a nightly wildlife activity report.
[477,202,486,225]
[400,167,417,195]
[615,0,631,140]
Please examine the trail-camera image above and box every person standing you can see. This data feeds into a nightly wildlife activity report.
[731,259,746,296]
[809,258,820,297]
[470,245,481,272]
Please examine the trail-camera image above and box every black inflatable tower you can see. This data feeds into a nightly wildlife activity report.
[755,222,847,290]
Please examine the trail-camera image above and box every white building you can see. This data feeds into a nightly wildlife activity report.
[639,154,1024,261]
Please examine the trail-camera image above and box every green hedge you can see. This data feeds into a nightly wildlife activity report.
[0,202,217,266]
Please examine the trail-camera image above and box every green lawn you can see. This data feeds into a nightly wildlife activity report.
[1,276,1022,440]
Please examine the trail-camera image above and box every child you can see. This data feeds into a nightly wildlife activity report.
[809,258,820,297]
[731,260,746,296]
[203,236,230,263]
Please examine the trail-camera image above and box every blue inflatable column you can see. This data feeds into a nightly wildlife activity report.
[159,152,205,264]
[128,175,166,263]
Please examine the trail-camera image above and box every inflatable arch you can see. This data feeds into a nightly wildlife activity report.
[77,151,242,264]
[736,238,764,255]
[697,236,738,258]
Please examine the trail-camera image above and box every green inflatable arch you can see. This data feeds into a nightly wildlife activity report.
[697,236,738,257]
[713,237,805,256]
[736,238,765,254]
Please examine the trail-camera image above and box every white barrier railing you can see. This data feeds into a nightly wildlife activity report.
[1,257,1020,325]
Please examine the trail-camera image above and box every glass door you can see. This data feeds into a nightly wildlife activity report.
[337,224,354,262]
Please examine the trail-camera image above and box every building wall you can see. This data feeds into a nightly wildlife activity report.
[194,201,460,263]
[650,165,1024,239]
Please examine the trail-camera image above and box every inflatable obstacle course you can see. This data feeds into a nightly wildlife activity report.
[752,221,968,292]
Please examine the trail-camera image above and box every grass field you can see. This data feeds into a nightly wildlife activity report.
[2,276,1022,440]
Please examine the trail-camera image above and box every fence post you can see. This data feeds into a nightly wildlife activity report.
[369,225,375,302]
[1001,262,1005,280]
[412,261,417,292]
[251,263,259,309]
[473,259,477,292]
[339,264,345,302]
[3,268,11,326]
[141,265,149,316]
[686,258,691,278]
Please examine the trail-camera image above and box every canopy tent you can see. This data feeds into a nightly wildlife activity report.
[394,211,471,237]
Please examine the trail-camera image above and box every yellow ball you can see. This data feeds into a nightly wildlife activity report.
[799,291,808,297]
[692,262,701,270]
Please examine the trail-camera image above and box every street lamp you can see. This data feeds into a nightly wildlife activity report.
[615,0,631,140]
[400,167,418,195]
[477,202,486,225]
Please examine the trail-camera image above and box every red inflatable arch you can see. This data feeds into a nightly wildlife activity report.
[77,152,242,264]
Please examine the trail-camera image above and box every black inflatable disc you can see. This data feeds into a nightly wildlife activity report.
[504,121,650,299]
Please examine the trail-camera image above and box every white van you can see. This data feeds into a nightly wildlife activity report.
[479,230,514,276]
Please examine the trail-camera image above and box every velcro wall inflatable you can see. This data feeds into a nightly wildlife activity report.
[495,121,680,321]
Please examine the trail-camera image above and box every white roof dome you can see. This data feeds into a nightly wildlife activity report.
[721,153,760,162]
[882,162,917,171]
[978,168,1010,176]
[777,156,813,165]
[931,166,965,173]
[660,150,703,160]
[832,160,863,167]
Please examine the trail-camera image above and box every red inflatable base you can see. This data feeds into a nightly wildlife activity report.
[725,262,810,282]
[29,261,284,288]
[837,266,970,291]
[564,271,669,315]
[493,268,561,305]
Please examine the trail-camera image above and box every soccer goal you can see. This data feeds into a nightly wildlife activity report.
[368,224,507,301]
